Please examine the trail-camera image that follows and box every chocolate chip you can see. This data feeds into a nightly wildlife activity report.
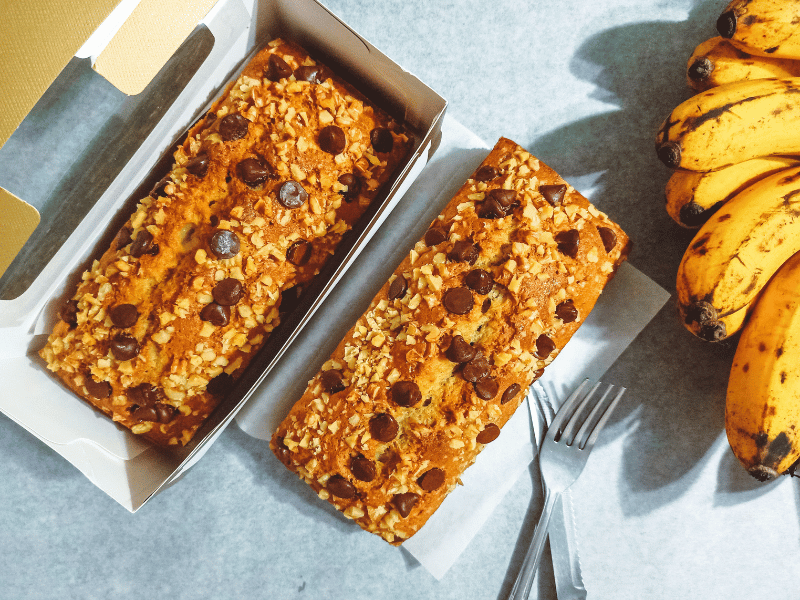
[212,278,244,306]
[84,374,111,399]
[326,474,356,499]
[237,157,273,187]
[274,437,291,465]
[487,188,517,210]
[598,226,617,253]
[464,269,493,294]
[130,230,155,258]
[154,402,177,424]
[287,240,312,266]
[207,372,233,396]
[200,302,230,326]
[443,287,474,315]
[129,399,174,424]
[418,468,445,492]
[481,298,491,313]
[116,227,133,250]
[338,173,361,201]
[474,165,498,181]
[209,229,240,259]
[279,286,301,315]
[388,276,408,300]
[128,382,162,407]
[370,413,399,442]
[540,184,567,206]
[501,383,521,405]
[476,423,501,444]
[474,377,499,400]
[319,125,346,155]
[109,304,138,328]
[392,492,419,518]
[370,127,394,153]
[150,174,171,198]
[278,180,308,209]
[265,53,293,81]
[535,334,556,359]
[533,368,545,381]
[59,299,79,327]
[320,369,345,394]
[391,380,421,407]
[424,228,447,246]
[294,64,327,84]
[186,153,210,178]
[130,405,158,422]
[448,240,479,264]
[446,335,477,363]
[110,334,139,361]
[219,113,249,141]
[555,229,580,258]
[478,196,506,219]
[556,299,578,323]
[350,455,377,482]
[463,354,491,383]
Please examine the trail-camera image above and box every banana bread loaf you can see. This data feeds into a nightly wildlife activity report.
[39,39,413,447]
[271,137,630,544]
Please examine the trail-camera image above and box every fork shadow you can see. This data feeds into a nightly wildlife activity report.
[524,0,782,517]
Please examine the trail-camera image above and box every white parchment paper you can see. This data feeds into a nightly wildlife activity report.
[235,115,670,579]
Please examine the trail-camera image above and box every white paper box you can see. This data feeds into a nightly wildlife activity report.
[0,0,446,511]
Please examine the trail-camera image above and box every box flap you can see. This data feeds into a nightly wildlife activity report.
[0,190,39,281]
[1,0,222,150]
[0,0,121,149]
[93,0,221,95]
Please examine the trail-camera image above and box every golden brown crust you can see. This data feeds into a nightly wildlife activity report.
[271,137,630,544]
[38,39,413,447]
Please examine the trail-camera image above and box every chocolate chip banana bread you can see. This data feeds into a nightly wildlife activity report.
[271,137,630,544]
[39,39,413,447]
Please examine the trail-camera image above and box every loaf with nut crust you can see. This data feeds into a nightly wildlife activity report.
[38,39,413,447]
[271,137,630,544]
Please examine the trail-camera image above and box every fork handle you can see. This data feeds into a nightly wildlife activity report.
[508,488,559,600]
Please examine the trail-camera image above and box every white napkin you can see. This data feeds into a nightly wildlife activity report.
[234,115,671,578]
[403,261,669,578]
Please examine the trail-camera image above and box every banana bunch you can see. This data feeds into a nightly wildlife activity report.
[657,0,800,480]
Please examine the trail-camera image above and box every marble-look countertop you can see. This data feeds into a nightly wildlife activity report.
[3,1,799,598]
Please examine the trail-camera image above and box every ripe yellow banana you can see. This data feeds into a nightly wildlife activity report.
[717,0,800,59]
[676,164,800,341]
[726,251,800,481]
[655,77,800,171]
[665,156,800,228]
[687,36,800,92]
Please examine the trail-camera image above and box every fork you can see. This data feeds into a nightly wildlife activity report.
[508,380,626,600]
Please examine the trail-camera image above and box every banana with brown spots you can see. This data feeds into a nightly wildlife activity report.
[726,251,800,481]
[665,156,800,228]
[656,77,800,171]
[686,36,800,92]
[717,0,800,60]
[676,164,800,340]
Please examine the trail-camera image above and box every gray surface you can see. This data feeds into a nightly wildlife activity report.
[1,0,792,598]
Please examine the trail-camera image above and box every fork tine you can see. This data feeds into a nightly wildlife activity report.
[581,386,626,450]
[573,384,615,449]
[559,380,602,445]
[547,379,591,441]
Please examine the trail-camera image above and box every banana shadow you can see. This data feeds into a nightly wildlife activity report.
[525,0,777,516]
